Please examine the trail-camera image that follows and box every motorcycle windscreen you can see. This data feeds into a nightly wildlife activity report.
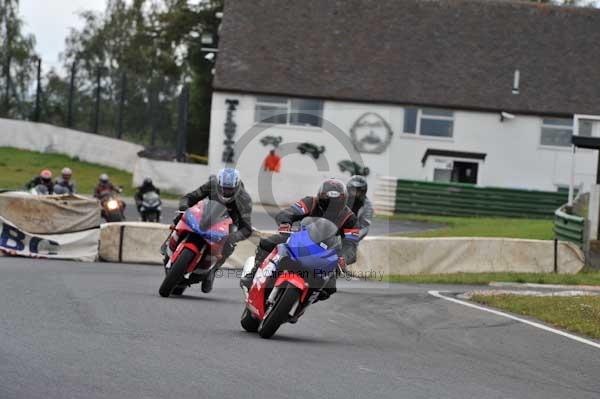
[142,191,160,205]
[185,199,231,241]
[287,217,341,273]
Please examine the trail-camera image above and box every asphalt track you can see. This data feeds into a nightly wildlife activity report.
[1,257,599,399]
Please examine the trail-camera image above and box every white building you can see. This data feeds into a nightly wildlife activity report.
[207,0,600,204]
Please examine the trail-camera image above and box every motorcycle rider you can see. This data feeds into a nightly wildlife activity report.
[167,168,253,293]
[94,174,120,199]
[53,167,77,195]
[135,177,160,212]
[240,178,359,301]
[346,175,373,241]
[26,169,54,194]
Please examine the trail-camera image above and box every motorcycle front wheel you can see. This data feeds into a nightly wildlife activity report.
[258,283,301,339]
[241,307,259,332]
[106,211,124,222]
[159,248,196,297]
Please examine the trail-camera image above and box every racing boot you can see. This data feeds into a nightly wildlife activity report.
[239,247,269,290]
[201,269,216,293]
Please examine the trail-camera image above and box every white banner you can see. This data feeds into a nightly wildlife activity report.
[0,216,99,262]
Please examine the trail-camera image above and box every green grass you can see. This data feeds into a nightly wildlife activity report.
[380,213,553,240]
[0,147,177,198]
[383,271,600,286]
[471,294,600,339]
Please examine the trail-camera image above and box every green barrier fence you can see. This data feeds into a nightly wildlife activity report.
[393,179,568,218]
[553,208,585,247]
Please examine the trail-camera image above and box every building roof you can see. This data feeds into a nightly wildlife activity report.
[214,0,600,117]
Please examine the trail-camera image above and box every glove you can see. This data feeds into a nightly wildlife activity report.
[222,239,236,258]
[279,223,292,234]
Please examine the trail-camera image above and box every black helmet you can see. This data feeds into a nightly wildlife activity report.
[317,178,347,216]
[143,177,153,186]
[347,175,368,203]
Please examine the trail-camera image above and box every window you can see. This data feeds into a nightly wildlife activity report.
[540,118,573,147]
[579,120,593,137]
[255,96,323,127]
[404,107,454,137]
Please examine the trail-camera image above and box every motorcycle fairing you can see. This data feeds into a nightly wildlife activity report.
[286,230,339,274]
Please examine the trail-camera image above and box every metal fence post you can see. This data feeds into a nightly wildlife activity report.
[117,73,127,139]
[93,67,102,134]
[33,57,42,122]
[176,84,190,162]
[554,238,558,273]
[67,60,77,128]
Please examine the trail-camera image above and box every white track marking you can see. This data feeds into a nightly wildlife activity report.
[428,290,600,350]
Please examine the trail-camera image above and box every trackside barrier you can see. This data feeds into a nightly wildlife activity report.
[98,222,269,267]
[374,176,568,218]
[98,223,584,274]
[553,207,585,247]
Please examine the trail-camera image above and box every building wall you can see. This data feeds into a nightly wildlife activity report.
[208,91,597,205]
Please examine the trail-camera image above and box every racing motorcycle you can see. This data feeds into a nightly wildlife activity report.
[158,198,232,297]
[139,191,162,222]
[240,217,341,339]
[100,192,126,223]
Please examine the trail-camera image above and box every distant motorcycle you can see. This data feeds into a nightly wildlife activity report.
[139,191,162,222]
[100,192,125,222]
[240,217,341,339]
[159,198,232,297]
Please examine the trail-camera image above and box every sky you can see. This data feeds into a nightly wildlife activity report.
[19,0,108,72]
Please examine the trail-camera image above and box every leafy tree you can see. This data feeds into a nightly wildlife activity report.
[0,0,36,118]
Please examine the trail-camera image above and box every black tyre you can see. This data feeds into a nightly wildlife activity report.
[258,284,301,339]
[106,211,124,223]
[159,248,196,297]
[240,307,259,332]
[171,286,186,295]
[146,212,159,223]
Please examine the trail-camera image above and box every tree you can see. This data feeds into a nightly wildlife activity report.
[154,0,223,155]
[0,0,36,118]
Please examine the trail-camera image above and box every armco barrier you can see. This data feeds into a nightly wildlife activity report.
[554,207,585,247]
[383,178,567,218]
[98,223,584,274]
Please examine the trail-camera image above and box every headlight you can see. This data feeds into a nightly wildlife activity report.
[106,200,119,211]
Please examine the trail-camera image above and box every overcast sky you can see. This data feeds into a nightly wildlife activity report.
[19,0,108,72]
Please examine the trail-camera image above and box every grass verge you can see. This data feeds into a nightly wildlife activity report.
[0,147,179,198]
[380,213,553,240]
[383,271,600,286]
[471,294,600,339]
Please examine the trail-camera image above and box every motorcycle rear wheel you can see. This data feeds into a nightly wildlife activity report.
[240,307,259,332]
[159,248,195,297]
[171,286,187,295]
[145,212,159,223]
[258,284,301,339]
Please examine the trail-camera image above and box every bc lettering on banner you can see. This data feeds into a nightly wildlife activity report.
[0,222,59,255]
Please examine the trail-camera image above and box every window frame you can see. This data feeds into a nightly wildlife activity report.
[254,96,324,128]
[403,107,455,139]
[539,118,573,148]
